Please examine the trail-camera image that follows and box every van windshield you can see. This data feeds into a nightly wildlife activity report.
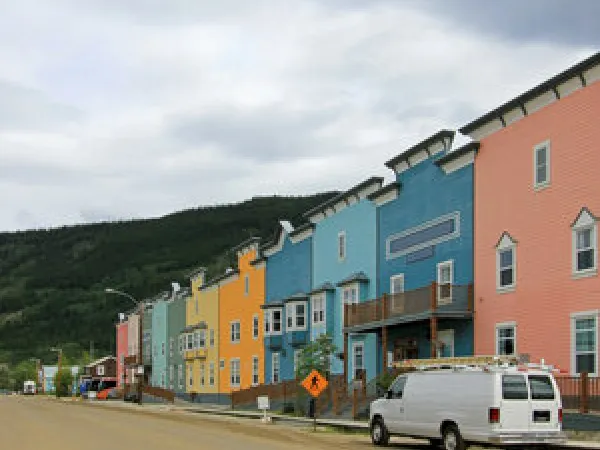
[529,375,555,400]
[502,375,528,400]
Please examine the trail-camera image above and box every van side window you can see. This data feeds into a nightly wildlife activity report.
[389,376,407,399]
[529,375,555,400]
[502,375,528,400]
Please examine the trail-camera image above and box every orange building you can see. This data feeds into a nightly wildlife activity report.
[218,237,265,393]
[460,52,600,375]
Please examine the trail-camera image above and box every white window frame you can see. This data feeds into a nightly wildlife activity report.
[341,283,359,331]
[193,332,200,349]
[338,231,346,261]
[533,140,551,189]
[252,356,259,386]
[244,275,250,296]
[200,362,205,386]
[188,365,193,388]
[230,358,241,387]
[209,329,215,347]
[311,294,326,326]
[198,330,206,349]
[264,308,282,336]
[436,260,454,305]
[209,362,215,386]
[390,273,404,294]
[169,365,174,390]
[178,364,183,389]
[161,342,165,356]
[178,336,184,354]
[572,209,598,279]
[219,359,225,370]
[169,337,174,358]
[186,333,193,350]
[272,352,280,384]
[495,322,517,356]
[496,235,516,293]
[252,314,259,340]
[286,301,307,332]
[294,349,302,375]
[571,311,598,377]
[352,342,365,380]
[230,320,241,343]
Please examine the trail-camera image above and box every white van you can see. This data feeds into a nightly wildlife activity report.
[369,366,566,449]
[23,381,36,395]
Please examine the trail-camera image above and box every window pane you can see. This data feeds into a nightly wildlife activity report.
[576,354,596,374]
[536,147,547,165]
[576,318,595,330]
[502,375,528,400]
[500,268,513,286]
[536,165,547,184]
[500,249,513,268]
[577,229,591,250]
[576,330,595,352]
[577,249,594,271]
[498,327,514,339]
[529,375,555,400]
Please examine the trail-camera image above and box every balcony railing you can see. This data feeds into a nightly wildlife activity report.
[344,282,473,330]
[289,330,308,347]
[184,348,207,360]
[265,335,283,350]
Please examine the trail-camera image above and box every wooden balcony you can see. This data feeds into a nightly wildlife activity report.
[344,282,473,332]
[184,348,207,360]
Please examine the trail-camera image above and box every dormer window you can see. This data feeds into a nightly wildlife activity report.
[496,232,517,293]
[572,208,598,279]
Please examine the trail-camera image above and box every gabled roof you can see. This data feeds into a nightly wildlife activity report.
[309,282,336,295]
[336,272,369,287]
[460,52,600,135]
[289,222,315,237]
[302,176,384,219]
[384,130,455,170]
[367,181,402,201]
[495,231,518,248]
[434,142,480,167]
[571,206,598,228]
[85,356,116,368]
[230,236,261,254]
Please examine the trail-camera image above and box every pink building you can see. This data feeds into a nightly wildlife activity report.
[460,52,600,375]
[126,313,140,384]
[116,320,128,387]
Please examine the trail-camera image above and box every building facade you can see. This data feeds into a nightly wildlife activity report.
[151,296,168,388]
[219,238,265,393]
[261,220,313,384]
[308,178,383,384]
[168,288,188,394]
[116,320,128,387]
[461,52,600,375]
[126,312,140,385]
[345,131,475,374]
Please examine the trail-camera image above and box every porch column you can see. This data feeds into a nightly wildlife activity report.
[382,326,388,371]
[343,332,348,386]
[430,282,438,358]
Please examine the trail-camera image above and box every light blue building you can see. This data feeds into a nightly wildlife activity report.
[151,293,169,388]
[259,220,313,384]
[306,177,383,385]
[345,130,476,374]
[42,365,79,393]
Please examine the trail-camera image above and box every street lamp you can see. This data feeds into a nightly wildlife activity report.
[50,347,62,397]
[105,287,144,405]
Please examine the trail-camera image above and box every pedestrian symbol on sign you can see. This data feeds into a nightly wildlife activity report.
[301,369,328,398]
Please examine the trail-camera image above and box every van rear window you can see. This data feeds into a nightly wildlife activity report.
[529,375,555,400]
[502,375,528,400]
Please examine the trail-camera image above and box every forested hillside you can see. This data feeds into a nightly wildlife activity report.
[0,193,337,367]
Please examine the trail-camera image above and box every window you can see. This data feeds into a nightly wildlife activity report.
[534,141,550,188]
[209,362,215,386]
[161,371,165,388]
[496,323,516,356]
[311,295,326,325]
[244,275,250,296]
[437,260,453,304]
[230,359,241,387]
[178,364,183,389]
[153,344,157,356]
[272,353,280,384]
[294,349,302,375]
[186,334,193,350]
[496,233,516,291]
[193,332,200,349]
[219,359,225,370]
[198,330,206,348]
[572,314,597,375]
[188,365,193,387]
[387,211,460,260]
[169,365,174,389]
[200,363,205,386]
[169,338,174,358]
[572,208,597,278]
[342,284,359,330]
[179,336,184,354]
[252,356,259,386]
[264,309,282,335]
[161,342,165,356]
[502,374,528,400]
[352,342,364,379]
[529,375,555,400]
[390,274,404,294]
[338,231,346,261]
[209,329,215,347]
[230,321,241,343]
[253,315,259,339]
[286,302,306,331]
[388,376,406,399]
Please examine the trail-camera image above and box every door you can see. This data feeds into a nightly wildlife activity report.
[528,374,561,432]
[499,373,531,432]
[383,376,407,433]
[437,329,455,357]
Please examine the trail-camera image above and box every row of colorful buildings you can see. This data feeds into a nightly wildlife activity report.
[115,52,600,402]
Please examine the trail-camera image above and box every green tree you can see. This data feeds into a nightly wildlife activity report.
[10,360,36,392]
[53,369,74,397]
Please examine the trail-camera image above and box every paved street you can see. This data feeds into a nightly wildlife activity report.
[0,396,428,449]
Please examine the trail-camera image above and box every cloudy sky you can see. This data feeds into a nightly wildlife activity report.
[1,0,598,232]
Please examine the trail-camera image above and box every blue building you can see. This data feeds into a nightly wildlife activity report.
[306,177,383,385]
[344,130,476,374]
[259,220,313,384]
[151,294,169,388]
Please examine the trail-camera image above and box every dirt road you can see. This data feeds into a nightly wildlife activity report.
[0,396,426,450]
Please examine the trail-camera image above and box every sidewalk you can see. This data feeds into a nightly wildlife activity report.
[73,398,600,449]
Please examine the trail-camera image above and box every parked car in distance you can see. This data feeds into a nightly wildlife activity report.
[369,365,566,450]
[97,388,120,400]
[23,381,36,395]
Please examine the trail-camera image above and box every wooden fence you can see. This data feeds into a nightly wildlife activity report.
[556,373,600,413]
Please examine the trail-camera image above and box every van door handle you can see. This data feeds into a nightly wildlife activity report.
[399,407,404,413]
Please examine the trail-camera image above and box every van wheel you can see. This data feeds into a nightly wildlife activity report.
[442,424,466,450]
[370,418,390,446]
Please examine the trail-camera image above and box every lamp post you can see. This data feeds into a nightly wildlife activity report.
[50,347,62,397]
[105,288,144,405]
